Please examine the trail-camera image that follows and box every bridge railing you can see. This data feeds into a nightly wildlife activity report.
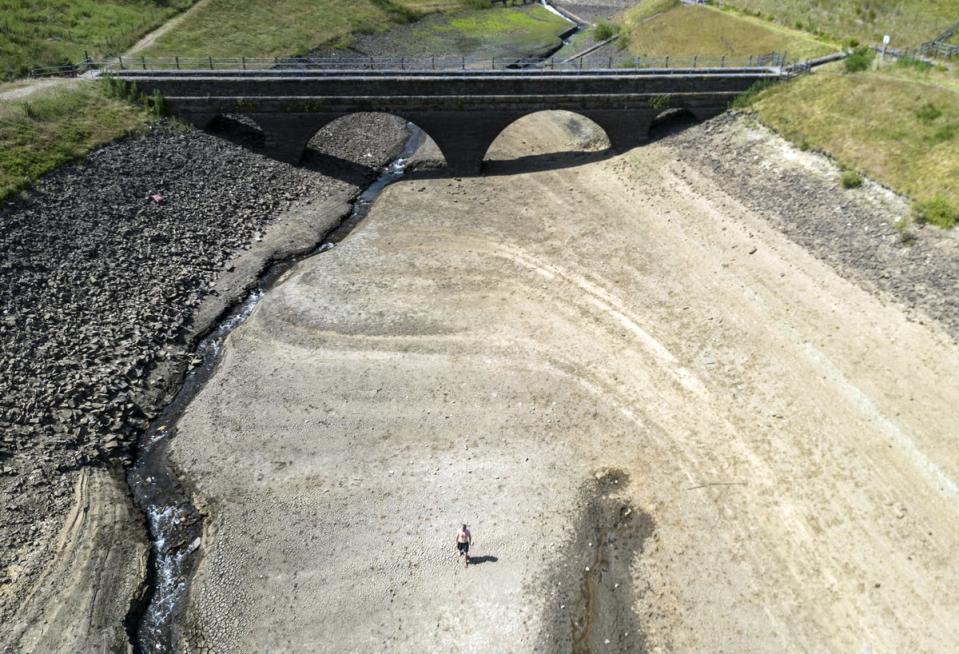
[25,53,793,78]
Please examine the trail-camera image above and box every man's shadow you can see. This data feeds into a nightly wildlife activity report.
[468,555,498,565]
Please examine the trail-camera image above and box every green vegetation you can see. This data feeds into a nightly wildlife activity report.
[594,21,617,42]
[138,0,484,57]
[721,0,959,47]
[0,83,149,202]
[401,4,570,58]
[915,195,958,229]
[840,169,863,188]
[0,0,196,80]
[844,46,875,72]
[748,65,959,227]
[620,4,836,60]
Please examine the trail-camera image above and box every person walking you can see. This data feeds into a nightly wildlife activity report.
[454,524,472,568]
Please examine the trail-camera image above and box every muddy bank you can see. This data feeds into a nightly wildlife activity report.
[535,470,652,653]
[0,112,408,649]
[666,112,959,340]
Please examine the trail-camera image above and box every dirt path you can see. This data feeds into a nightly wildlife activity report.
[167,113,959,652]
[0,0,207,102]
[124,0,212,57]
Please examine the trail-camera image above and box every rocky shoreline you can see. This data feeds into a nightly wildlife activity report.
[0,112,408,648]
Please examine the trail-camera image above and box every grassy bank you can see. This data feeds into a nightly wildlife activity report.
[0,83,150,202]
[621,3,836,60]
[747,63,959,227]
[138,0,480,57]
[380,4,572,59]
[723,0,959,48]
[0,0,197,79]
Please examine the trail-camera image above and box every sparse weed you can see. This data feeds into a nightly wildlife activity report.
[730,79,774,109]
[840,170,863,188]
[648,94,671,111]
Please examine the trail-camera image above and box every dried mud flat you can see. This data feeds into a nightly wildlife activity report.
[167,113,959,652]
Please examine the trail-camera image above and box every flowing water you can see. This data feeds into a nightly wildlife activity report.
[125,125,424,652]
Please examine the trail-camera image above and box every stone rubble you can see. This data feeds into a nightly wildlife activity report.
[0,113,406,623]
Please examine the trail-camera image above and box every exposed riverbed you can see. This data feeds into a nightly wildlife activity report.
[127,125,425,652]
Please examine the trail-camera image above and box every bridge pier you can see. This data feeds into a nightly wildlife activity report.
[252,113,336,165]
[579,110,657,153]
[406,111,526,176]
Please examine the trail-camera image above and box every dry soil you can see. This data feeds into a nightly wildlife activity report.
[168,112,959,652]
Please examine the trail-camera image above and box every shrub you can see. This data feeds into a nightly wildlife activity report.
[845,46,874,73]
[840,170,863,188]
[914,195,958,229]
[594,21,616,41]
[894,217,917,244]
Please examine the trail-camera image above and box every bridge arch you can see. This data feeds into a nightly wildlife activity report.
[483,110,612,166]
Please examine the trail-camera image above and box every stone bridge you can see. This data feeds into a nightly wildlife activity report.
[115,66,786,174]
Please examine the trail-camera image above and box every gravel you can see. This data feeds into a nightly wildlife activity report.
[0,112,407,619]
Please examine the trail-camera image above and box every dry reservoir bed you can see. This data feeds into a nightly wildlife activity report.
[169,114,959,652]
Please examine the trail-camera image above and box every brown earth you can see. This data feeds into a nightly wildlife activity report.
[164,112,959,652]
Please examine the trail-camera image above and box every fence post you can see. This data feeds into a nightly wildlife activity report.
[693,55,697,67]
[748,55,753,67]
[175,56,180,70]
[209,56,213,70]
[401,56,405,70]
[141,56,147,70]
[608,55,612,68]
[119,55,125,70]
[432,55,435,70]
[721,55,725,67]
[242,56,246,70]
[462,56,465,70]
[665,55,669,68]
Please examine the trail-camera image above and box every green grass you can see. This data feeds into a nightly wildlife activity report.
[722,0,959,47]
[915,195,958,229]
[139,0,482,57]
[747,65,959,227]
[621,4,836,60]
[409,4,570,57]
[0,0,197,80]
[0,83,150,202]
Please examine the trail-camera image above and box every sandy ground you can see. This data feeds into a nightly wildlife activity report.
[168,113,959,652]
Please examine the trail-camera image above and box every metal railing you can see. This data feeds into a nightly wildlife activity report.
[24,53,794,78]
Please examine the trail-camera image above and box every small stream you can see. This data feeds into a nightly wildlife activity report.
[125,125,424,653]
[124,5,579,648]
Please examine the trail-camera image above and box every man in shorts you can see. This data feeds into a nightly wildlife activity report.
[455,524,472,567]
